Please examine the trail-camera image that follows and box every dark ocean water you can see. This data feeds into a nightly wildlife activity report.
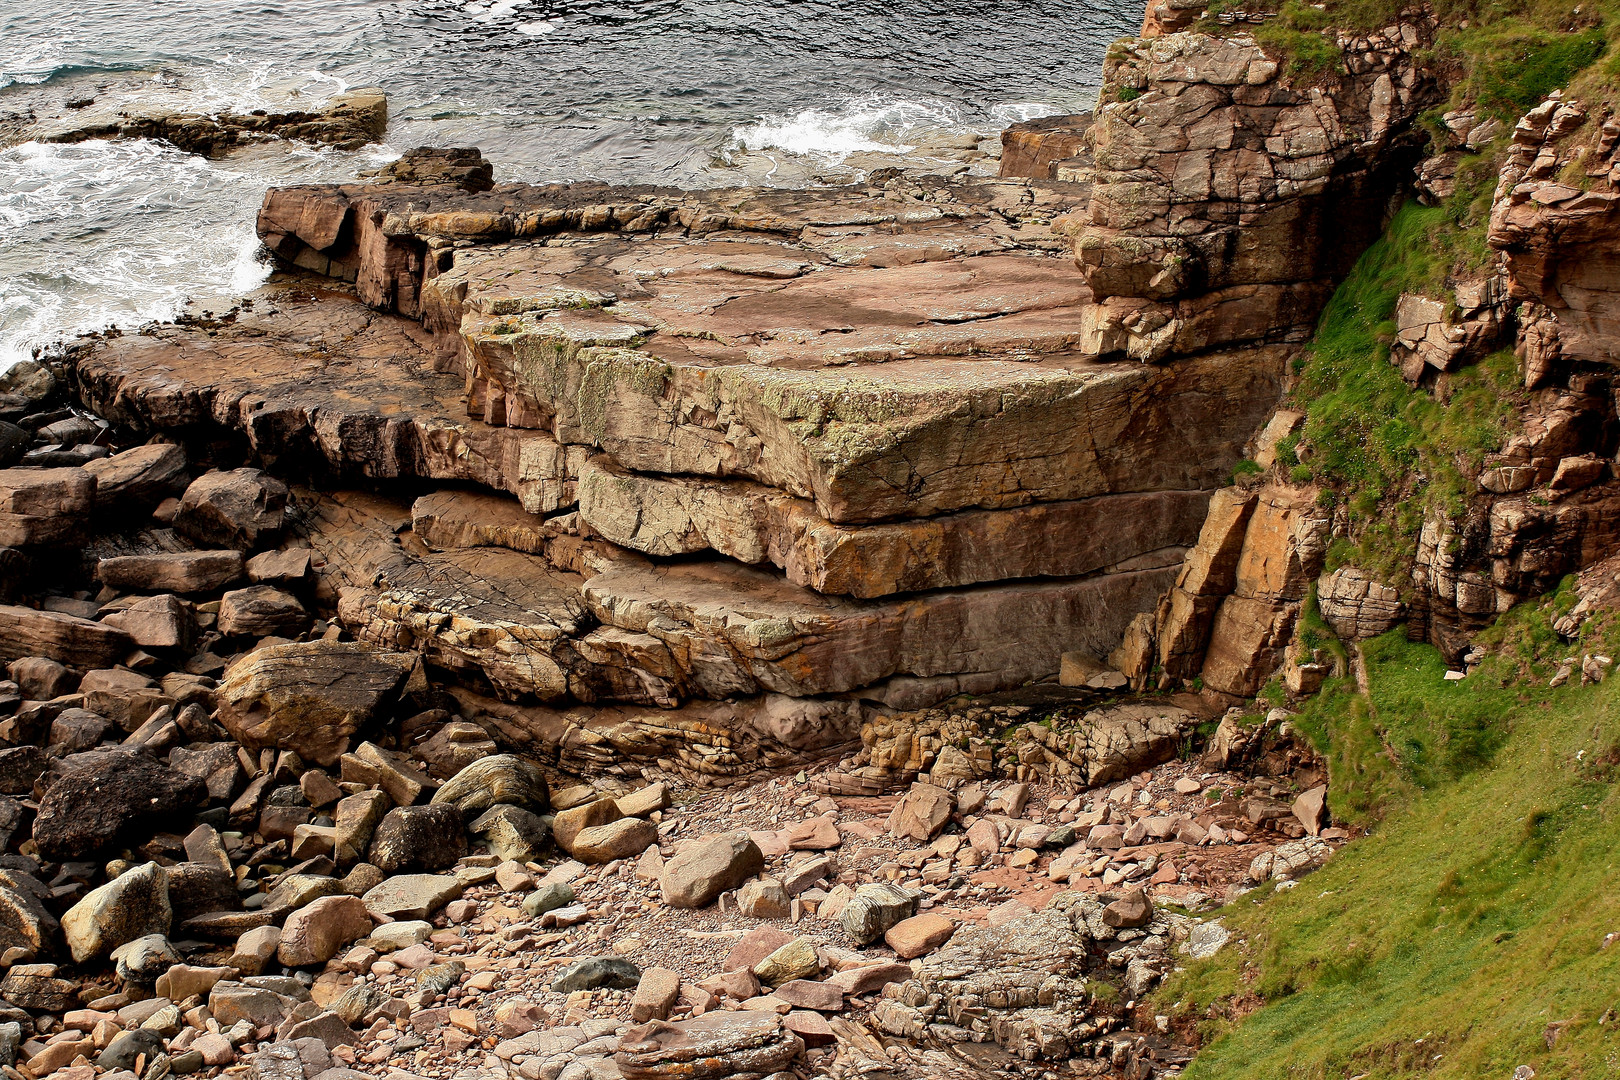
[0,0,1138,366]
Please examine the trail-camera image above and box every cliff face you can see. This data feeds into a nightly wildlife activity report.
[1072,22,1438,361]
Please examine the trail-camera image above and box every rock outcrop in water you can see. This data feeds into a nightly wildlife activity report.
[0,76,387,157]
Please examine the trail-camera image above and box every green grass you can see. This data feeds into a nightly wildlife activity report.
[1286,202,1522,581]
[1162,617,1620,1079]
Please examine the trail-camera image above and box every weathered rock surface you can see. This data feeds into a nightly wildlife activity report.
[615,1012,803,1080]
[216,641,421,766]
[1075,24,1439,362]
[61,862,171,963]
[34,752,206,859]
[3,77,387,157]
[0,605,132,669]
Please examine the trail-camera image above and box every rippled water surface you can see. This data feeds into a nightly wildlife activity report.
[0,0,1138,365]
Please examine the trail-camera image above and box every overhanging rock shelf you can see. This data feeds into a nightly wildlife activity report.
[70,157,1289,763]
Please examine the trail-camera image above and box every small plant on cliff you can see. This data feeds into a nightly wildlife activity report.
[1255,2,1345,78]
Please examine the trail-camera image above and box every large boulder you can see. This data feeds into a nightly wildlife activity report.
[367,805,465,874]
[34,752,206,859]
[82,443,188,511]
[61,862,171,963]
[174,468,287,549]
[97,550,244,593]
[278,895,373,967]
[0,871,57,961]
[216,642,421,766]
[659,832,764,910]
[217,586,309,638]
[431,754,548,815]
[570,818,658,865]
[361,874,465,921]
[0,467,94,546]
[469,804,552,863]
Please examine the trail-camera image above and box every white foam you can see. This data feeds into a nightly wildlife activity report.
[0,38,63,90]
[731,96,963,162]
[991,102,1063,124]
[0,137,383,372]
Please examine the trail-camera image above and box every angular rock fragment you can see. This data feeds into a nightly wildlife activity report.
[660,832,764,909]
[61,862,171,963]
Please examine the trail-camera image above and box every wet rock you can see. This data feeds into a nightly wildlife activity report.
[216,641,421,766]
[61,861,171,962]
[175,468,287,549]
[431,753,549,814]
[615,1010,803,1080]
[368,805,465,873]
[470,804,552,863]
[840,883,916,946]
[660,831,765,909]
[34,752,205,859]
[97,550,244,593]
[551,956,639,993]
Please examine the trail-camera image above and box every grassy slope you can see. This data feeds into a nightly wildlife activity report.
[1164,626,1620,1079]
[1158,8,1620,1069]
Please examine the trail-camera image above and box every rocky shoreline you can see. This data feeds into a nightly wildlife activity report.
[6,0,1620,1075]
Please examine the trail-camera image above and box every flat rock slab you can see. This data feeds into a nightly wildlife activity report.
[71,287,582,516]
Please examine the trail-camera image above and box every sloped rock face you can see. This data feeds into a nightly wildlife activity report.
[1074,24,1438,361]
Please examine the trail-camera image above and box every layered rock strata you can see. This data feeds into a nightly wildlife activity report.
[66,156,1293,758]
[1073,23,1439,361]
